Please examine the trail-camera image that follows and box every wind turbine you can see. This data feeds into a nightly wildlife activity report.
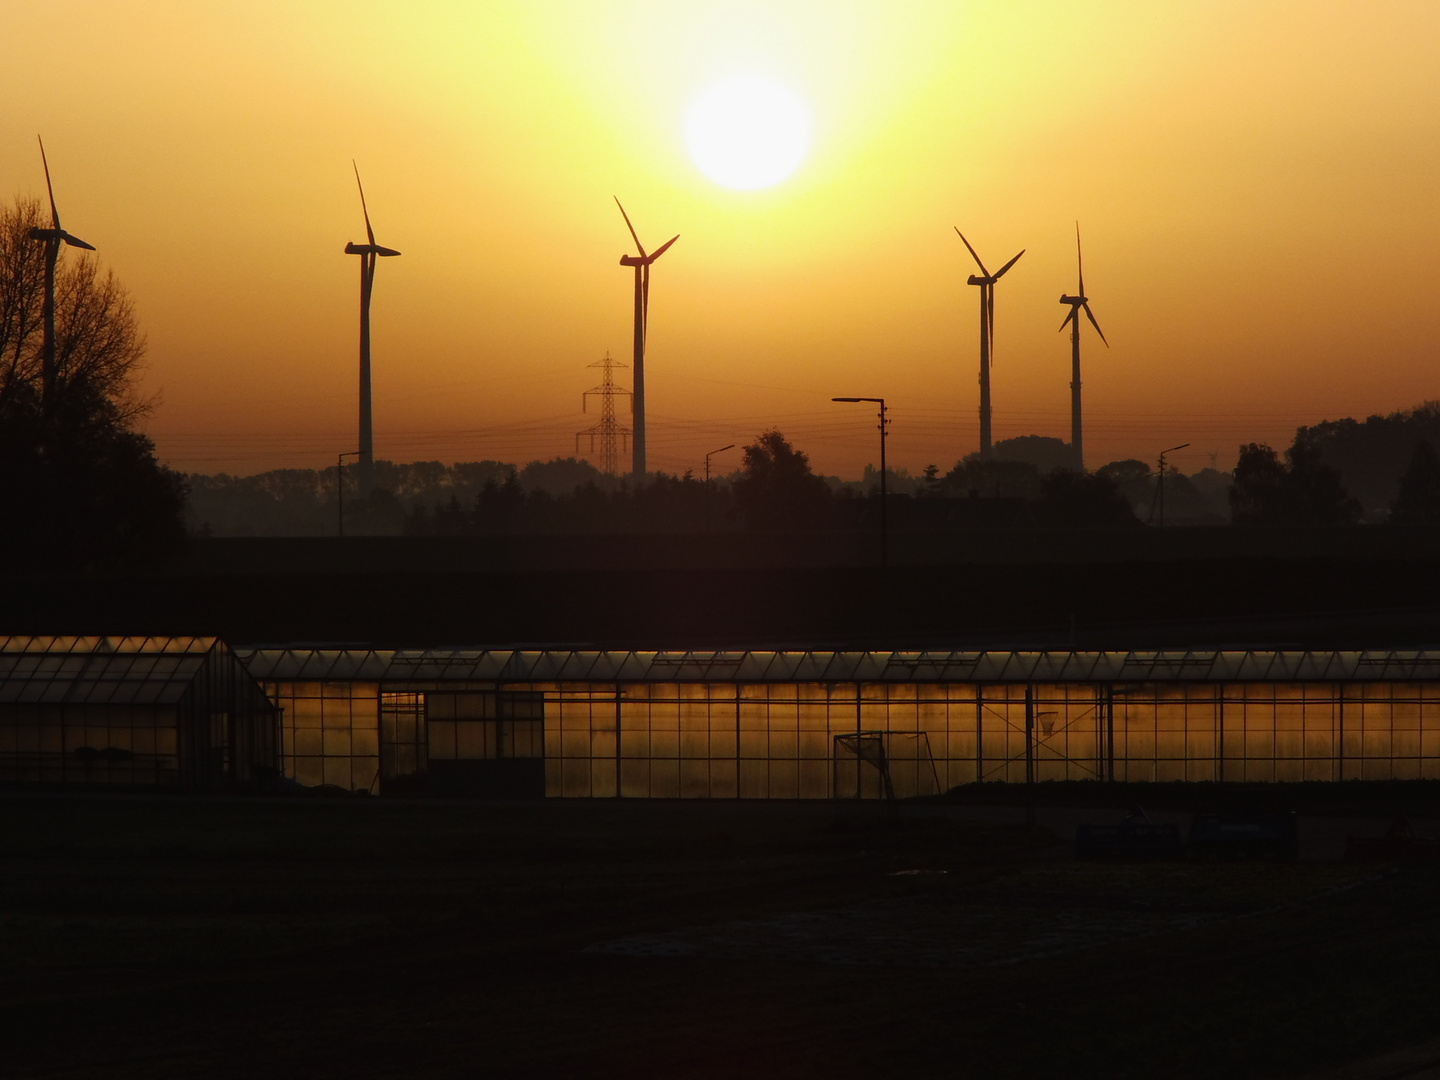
[955,229,1024,459]
[28,137,95,412]
[1058,224,1108,471]
[343,163,400,490]
[615,198,678,480]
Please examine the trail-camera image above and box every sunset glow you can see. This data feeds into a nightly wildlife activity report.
[2,2,1437,480]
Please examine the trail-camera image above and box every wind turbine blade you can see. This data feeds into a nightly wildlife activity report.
[353,162,376,247]
[993,249,1025,279]
[1058,308,1077,333]
[649,234,679,261]
[373,245,401,257]
[1075,223,1085,295]
[614,197,646,258]
[1083,302,1109,347]
[61,233,95,251]
[38,136,60,230]
[954,228,989,276]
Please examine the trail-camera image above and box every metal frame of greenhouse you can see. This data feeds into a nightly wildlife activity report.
[236,648,1440,799]
[0,636,281,789]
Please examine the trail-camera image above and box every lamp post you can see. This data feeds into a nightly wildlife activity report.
[832,397,889,567]
[337,450,361,537]
[704,444,735,532]
[1152,442,1190,528]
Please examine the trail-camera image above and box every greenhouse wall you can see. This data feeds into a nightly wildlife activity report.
[256,675,1440,798]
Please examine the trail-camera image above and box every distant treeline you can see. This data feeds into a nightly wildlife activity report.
[181,435,1145,537]
[180,406,1440,537]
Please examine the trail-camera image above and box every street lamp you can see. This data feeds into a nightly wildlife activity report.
[337,450,361,537]
[1152,442,1190,528]
[704,444,735,532]
[832,397,889,567]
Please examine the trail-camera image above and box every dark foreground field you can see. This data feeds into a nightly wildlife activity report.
[4,790,1440,1079]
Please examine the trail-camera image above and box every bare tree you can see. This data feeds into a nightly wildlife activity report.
[0,196,182,567]
[0,196,149,422]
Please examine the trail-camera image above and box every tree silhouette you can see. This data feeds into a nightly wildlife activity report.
[988,434,1073,473]
[733,430,831,530]
[937,457,1043,499]
[1034,469,1139,527]
[0,197,182,566]
[1229,442,1359,525]
[1389,442,1440,525]
[1294,402,1440,516]
[1,197,149,421]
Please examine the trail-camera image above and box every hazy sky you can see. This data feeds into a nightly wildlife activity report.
[4,1,1437,479]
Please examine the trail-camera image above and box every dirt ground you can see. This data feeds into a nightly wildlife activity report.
[3,788,1439,1079]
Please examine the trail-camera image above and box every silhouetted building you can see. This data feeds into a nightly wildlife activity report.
[0,636,279,789]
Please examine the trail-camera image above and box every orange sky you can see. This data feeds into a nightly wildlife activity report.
[4,1,1438,479]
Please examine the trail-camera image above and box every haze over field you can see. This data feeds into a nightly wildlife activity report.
[3,1,1437,479]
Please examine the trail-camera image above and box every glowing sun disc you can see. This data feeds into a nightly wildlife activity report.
[685,76,810,190]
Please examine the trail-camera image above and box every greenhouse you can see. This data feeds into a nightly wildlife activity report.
[0,636,281,789]
[236,648,1440,799]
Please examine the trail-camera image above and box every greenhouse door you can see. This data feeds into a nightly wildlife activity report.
[425,690,545,798]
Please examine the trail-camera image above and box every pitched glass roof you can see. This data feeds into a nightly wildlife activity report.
[235,647,1440,685]
[0,636,218,706]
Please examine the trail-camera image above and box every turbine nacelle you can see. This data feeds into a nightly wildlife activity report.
[1059,293,1086,305]
[618,233,679,267]
[345,242,401,257]
[28,226,94,251]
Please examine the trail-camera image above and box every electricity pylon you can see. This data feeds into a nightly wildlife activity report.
[576,352,632,477]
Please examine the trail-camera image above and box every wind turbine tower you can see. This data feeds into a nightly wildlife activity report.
[1058,225,1108,471]
[343,163,400,490]
[28,138,94,412]
[576,352,632,477]
[955,229,1024,459]
[615,199,678,480]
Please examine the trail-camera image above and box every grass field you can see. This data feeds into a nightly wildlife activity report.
[3,788,1439,1079]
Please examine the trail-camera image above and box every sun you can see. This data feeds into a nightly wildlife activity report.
[684,76,811,191]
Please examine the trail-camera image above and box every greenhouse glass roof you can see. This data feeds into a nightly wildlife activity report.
[234,647,1440,685]
[0,636,218,706]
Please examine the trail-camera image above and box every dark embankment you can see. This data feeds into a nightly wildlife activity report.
[4,527,1440,648]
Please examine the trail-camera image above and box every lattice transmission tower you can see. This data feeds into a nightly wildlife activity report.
[575,352,632,476]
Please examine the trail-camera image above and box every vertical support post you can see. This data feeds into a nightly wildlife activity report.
[1096,686,1104,781]
[495,681,507,761]
[614,682,622,799]
[1024,685,1035,827]
[1336,683,1344,783]
[337,450,360,537]
[1217,683,1225,783]
[877,401,888,569]
[856,684,864,799]
[978,285,991,459]
[631,265,646,479]
[1106,686,1115,782]
[357,253,376,494]
[734,687,741,800]
[1070,317,1083,470]
[975,686,983,783]
[40,239,59,413]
